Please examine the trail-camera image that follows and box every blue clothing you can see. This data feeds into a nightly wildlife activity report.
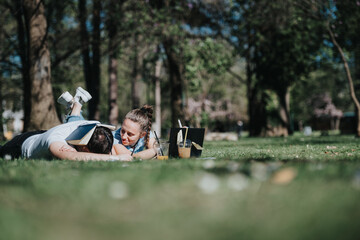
[113,128,154,154]
[65,114,85,123]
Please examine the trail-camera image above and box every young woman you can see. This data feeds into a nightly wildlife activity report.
[112,105,157,160]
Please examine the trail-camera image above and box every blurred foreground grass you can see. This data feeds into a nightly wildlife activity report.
[1,134,360,240]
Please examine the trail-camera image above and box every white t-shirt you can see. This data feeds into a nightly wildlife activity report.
[22,120,99,159]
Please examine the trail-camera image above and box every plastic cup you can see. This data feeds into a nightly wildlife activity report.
[178,139,191,158]
[154,139,169,160]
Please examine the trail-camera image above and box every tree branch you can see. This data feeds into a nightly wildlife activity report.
[327,21,360,135]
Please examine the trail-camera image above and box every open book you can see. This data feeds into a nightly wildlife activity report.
[66,123,116,146]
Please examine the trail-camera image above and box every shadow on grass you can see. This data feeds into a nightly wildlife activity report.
[0,178,33,186]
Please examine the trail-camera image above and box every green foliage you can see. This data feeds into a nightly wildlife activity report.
[332,0,360,96]
[263,90,283,126]
[184,38,234,94]
[291,62,352,125]
[250,0,324,93]
[0,3,24,112]
[334,1,360,50]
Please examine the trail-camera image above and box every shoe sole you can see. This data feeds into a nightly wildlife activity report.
[76,87,92,102]
[57,91,73,105]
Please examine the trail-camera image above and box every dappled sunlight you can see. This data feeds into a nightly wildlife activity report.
[196,173,220,194]
[108,181,129,200]
[226,173,249,191]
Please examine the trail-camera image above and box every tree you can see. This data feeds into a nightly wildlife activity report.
[327,23,360,136]
[46,0,84,106]
[335,1,360,93]
[105,0,126,125]
[78,0,102,120]
[0,7,5,140]
[0,2,23,135]
[1,0,61,131]
[147,0,199,127]
[301,0,360,136]
[226,0,323,136]
[163,37,185,126]
[183,37,236,128]
[291,62,351,129]
[24,0,60,130]
[331,1,360,136]
[130,34,148,109]
[254,0,322,135]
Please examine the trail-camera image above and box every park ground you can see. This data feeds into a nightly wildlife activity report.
[1,132,360,240]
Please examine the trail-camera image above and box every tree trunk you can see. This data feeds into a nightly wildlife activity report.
[163,38,185,127]
[78,0,102,120]
[245,22,267,137]
[78,0,92,112]
[354,34,360,98]
[277,87,291,136]
[106,0,127,126]
[88,0,101,120]
[246,60,266,136]
[108,49,119,126]
[107,0,119,126]
[131,34,141,109]
[0,75,3,141]
[328,24,360,136]
[14,0,31,131]
[23,0,60,131]
[154,59,162,137]
[248,89,267,136]
[0,11,5,140]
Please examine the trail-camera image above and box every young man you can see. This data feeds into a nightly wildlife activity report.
[0,88,132,162]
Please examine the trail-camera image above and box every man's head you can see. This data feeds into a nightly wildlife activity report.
[75,126,114,154]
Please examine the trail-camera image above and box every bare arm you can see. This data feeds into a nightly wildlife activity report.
[113,143,156,159]
[132,137,157,160]
[113,144,132,155]
[113,138,157,160]
[49,142,133,161]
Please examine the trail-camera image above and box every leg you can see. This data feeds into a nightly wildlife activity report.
[65,102,85,123]
[0,130,46,159]
[59,87,92,123]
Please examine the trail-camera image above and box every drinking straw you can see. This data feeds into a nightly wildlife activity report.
[183,127,189,148]
[178,119,182,128]
[154,131,164,156]
[131,138,141,156]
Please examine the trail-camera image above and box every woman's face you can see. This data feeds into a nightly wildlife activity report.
[121,119,146,146]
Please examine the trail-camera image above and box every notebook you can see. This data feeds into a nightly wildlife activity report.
[168,128,205,158]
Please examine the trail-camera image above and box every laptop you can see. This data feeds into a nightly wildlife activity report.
[168,128,205,158]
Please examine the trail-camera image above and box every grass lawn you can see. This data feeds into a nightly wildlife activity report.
[1,133,360,240]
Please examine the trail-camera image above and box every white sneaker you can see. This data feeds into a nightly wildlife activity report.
[57,91,74,109]
[74,87,92,105]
